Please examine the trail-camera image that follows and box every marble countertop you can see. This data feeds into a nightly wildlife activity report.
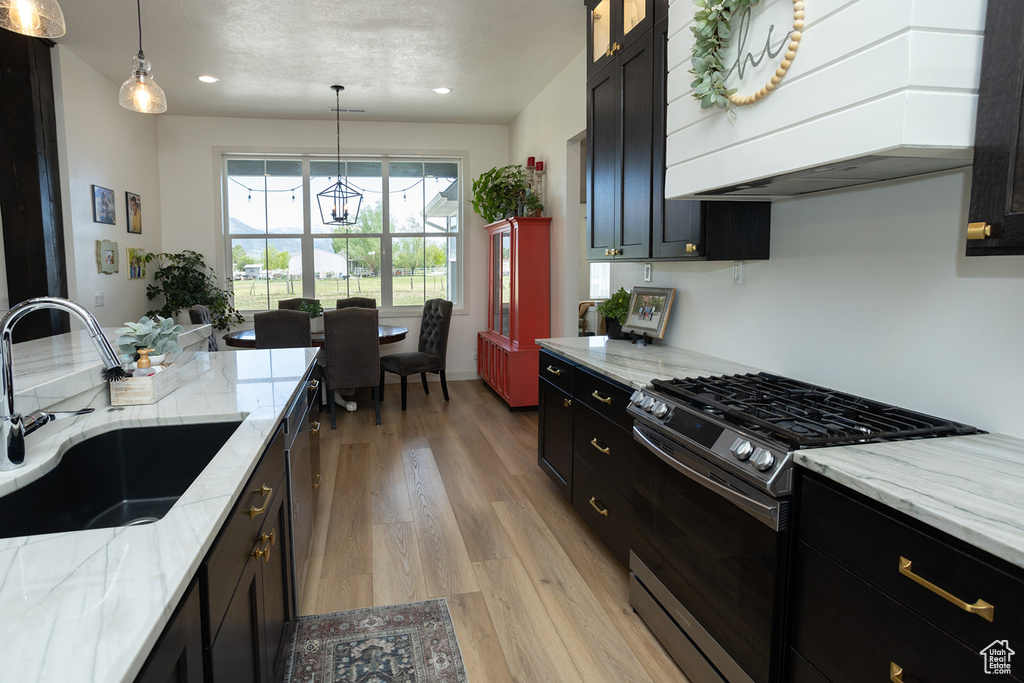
[0,347,319,683]
[540,337,1024,571]
[536,336,763,389]
[796,433,1024,569]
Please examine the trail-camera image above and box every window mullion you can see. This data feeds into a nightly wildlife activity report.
[300,157,314,298]
[381,159,393,308]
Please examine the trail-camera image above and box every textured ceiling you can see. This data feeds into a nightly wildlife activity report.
[55,0,584,124]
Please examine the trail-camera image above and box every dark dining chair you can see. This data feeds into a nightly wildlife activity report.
[379,298,453,411]
[323,307,380,427]
[278,298,320,311]
[336,297,376,310]
[188,304,218,351]
[253,309,311,349]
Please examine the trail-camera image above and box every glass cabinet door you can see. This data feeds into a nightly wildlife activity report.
[591,0,611,65]
[501,232,511,338]
[491,232,502,334]
[622,0,646,39]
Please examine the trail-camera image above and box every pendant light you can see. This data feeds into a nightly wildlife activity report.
[118,0,166,114]
[316,85,362,226]
[0,0,65,38]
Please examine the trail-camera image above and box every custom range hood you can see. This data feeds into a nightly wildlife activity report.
[663,0,986,200]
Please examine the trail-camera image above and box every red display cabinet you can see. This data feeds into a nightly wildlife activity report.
[477,216,551,408]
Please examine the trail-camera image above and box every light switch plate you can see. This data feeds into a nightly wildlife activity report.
[643,263,652,282]
[94,292,105,306]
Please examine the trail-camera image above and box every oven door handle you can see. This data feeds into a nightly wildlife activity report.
[634,426,781,530]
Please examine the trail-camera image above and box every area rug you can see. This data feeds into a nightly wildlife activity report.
[284,598,469,683]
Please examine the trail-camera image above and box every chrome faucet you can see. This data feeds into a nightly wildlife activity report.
[0,297,125,470]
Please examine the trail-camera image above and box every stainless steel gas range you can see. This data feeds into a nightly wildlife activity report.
[626,373,978,683]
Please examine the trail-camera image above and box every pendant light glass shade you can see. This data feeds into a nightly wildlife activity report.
[119,0,166,114]
[316,85,362,226]
[119,51,167,114]
[0,0,66,38]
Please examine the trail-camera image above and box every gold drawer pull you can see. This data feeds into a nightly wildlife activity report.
[310,420,321,434]
[967,222,992,240]
[686,243,698,253]
[592,390,612,405]
[546,365,563,376]
[898,556,994,622]
[889,662,903,683]
[247,484,273,519]
[589,497,609,517]
[590,438,610,455]
[261,529,276,547]
[313,473,322,488]
[251,544,269,563]
[308,379,320,391]
[563,398,572,408]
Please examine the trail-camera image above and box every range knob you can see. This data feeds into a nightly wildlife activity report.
[653,402,669,418]
[630,390,645,406]
[751,448,775,472]
[641,396,657,412]
[730,438,753,461]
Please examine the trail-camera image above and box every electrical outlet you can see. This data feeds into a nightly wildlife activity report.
[732,262,745,286]
[94,291,105,306]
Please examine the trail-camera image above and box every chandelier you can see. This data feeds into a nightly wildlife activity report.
[316,85,362,226]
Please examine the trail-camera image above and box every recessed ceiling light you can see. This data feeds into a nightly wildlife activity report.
[197,75,219,83]
[432,87,451,95]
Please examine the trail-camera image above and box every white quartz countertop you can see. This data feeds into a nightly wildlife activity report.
[796,433,1024,570]
[536,336,763,389]
[540,337,1024,571]
[0,347,319,683]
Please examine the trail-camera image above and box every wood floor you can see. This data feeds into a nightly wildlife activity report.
[299,379,687,683]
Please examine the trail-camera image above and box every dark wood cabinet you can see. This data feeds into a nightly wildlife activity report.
[967,0,1024,256]
[135,580,204,683]
[587,13,771,262]
[791,472,1024,682]
[287,369,321,611]
[586,0,654,79]
[204,426,292,683]
[538,379,574,501]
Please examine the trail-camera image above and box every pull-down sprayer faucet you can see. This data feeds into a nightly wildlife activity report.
[0,297,127,470]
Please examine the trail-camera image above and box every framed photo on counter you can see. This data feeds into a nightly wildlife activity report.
[623,286,675,340]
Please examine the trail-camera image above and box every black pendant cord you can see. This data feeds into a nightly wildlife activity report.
[335,88,342,179]
[136,0,144,56]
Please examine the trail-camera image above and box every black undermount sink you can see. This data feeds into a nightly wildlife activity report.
[0,421,242,539]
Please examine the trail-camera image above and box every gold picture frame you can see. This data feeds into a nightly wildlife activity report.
[623,286,675,340]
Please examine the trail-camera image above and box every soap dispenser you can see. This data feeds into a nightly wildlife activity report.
[133,348,156,377]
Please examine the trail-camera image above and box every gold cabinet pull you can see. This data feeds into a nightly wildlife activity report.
[898,556,994,622]
[261,529,276,547]
[310,421,321,434]
[592,390,612,405]
[308,379,320,392]
[251,544,269,562]
[890,662,903,683]
[967,222,992,240]
[589,497,609,517]
[546,365,563,376]
[686,243,698,253]
[563,398,572,408]
[247,484,273,519]
[590,438,611,455]
[313,473,322,489]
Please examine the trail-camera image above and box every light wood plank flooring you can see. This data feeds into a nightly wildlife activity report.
[301,379,687,682]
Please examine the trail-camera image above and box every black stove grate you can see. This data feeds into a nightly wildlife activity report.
[651,373,978,449]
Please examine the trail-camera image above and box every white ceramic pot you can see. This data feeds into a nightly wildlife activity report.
[148,353,167,366]
[310,316,324,334]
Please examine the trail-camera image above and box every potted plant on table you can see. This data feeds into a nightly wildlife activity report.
[144,250,244,330]
[115,315,184,365]
[596,287,631,340]
[297,300,325,333]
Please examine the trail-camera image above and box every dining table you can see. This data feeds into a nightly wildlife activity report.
[221,324,409,349]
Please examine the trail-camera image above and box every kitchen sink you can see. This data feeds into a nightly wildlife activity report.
[0,421,242,539]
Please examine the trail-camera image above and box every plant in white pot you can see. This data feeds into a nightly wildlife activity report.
[297,300,325,333]
[115,315,184,365]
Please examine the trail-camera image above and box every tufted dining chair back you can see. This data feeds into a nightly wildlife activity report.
[278,298,320,311]
[417,299,453,365]
[253,309,311,349]
[378,299,453,411]
[323,307,380,426]
[336,297,376,310]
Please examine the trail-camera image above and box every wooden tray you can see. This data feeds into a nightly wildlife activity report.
[109,363,181,406]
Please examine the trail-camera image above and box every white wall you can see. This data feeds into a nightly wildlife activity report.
[52,46,163,327]
[155,115,509,378]
[611,170,1024,438]
[509,50,587,338]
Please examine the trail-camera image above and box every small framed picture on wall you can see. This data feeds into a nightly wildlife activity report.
[92,185,115,224]
[126,191,142,234]
[127,247,146,279]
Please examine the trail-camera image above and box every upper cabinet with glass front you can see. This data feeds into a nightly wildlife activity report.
[587,0,656,78]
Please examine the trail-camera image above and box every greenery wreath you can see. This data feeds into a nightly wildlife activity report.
[689,0,804,113]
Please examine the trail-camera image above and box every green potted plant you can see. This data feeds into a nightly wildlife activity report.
[144,250,244,330]
[523,192,544,217]
[115,315,184,364]
[471,164,528,222]
[596,287,631,340]
[297,300,325,333]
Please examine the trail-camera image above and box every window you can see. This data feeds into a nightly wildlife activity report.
[224,155,461,312]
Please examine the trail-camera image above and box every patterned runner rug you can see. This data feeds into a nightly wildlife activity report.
[284,598,469,683]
